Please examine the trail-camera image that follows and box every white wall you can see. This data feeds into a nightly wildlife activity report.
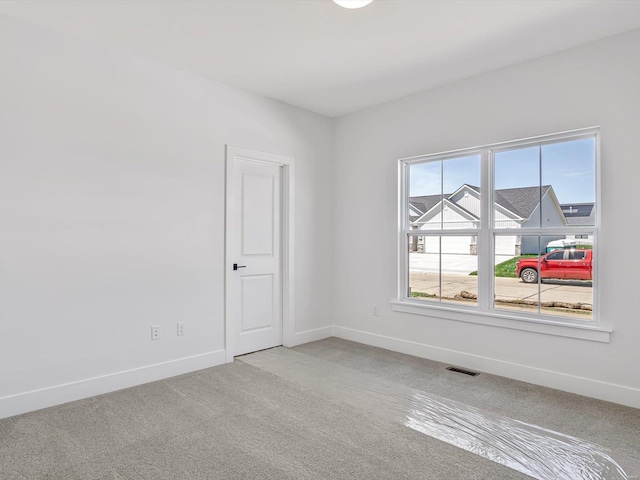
[332,29,640,408]
[3,12,639,418]
[0,15,333,418]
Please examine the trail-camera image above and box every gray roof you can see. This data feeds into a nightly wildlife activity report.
[410,184,480,219]
[493,185,552,219]
[457,184,479,193]
[410,184,552,221]
[409,195,442,218]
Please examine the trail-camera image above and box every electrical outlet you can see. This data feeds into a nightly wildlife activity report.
[151,325,161,340]
[373,305,379,316]
[177,322,185,336]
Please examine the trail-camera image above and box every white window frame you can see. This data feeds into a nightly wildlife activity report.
[392,127,611,343]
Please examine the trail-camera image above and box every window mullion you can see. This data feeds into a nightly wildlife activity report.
[399,161,410,299]
[478,148,492,311]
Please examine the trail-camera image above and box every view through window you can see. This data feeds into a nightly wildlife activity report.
[402,129,597,323]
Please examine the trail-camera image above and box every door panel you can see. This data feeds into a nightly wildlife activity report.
[565,250,591,280]
[541,250,567,279]
[242,173,275,256]
[241,274,275,332]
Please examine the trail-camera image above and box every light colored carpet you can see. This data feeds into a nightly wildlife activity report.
[239,346,633,480]
[1,337,637,479]
[292,338,640,478]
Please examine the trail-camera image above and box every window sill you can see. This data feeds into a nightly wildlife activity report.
[390,300,611,343]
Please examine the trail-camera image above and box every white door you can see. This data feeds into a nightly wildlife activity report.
[226,149,284,358]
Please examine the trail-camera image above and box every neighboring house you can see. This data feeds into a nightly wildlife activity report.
[561,203,594,224]
[409,184,591,255]
[560,202,595,245]
[542,203,595,252]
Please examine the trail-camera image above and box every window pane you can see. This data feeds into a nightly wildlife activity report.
[442,155,481,230]
[542,137,596,227]
[494,137,596,230]
[409,155,480,230]
[409,161,441,229]
[408,235,477,306]
[493,235,593,320]
[409,235,440,301]
[494,146,541,228]
[494,235,541,315]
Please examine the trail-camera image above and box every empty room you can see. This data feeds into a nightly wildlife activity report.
[1,1,639,479]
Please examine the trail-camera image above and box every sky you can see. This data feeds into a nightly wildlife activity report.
[409,137,596,204]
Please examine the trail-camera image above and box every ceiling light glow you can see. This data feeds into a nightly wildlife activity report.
[333,0,374,9]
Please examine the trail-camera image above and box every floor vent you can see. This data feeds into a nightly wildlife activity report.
[446,366,480,377]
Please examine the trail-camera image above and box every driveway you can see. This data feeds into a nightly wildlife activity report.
[410,253,514,275]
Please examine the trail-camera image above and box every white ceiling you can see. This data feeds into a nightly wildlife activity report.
[2,0,640,117]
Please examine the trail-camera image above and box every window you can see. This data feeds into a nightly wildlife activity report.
[397,128,599,331]
[568,250,586,261]
[546,251,565,261]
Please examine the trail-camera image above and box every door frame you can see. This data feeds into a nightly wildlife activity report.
[224,145,295,362]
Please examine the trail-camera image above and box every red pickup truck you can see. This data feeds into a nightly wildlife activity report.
[515,249,593,283]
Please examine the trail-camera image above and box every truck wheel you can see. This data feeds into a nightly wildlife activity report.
[521,268,538,283]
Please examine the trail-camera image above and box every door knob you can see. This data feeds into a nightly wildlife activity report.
[233,263,246,271]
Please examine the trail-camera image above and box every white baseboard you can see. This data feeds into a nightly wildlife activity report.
[286,326,333,347]
[0,349,226,420]
[332,326,640,409]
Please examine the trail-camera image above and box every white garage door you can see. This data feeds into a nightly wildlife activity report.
[495,235,517,256]
[423,236,471,255]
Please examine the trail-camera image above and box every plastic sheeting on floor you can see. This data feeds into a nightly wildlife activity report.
[240,347,637,480]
